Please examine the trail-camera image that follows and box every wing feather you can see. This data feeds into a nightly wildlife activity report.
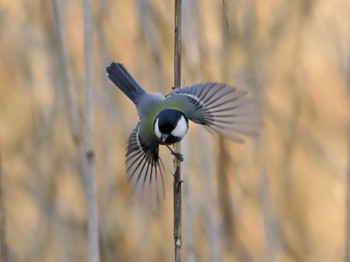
[169,82,262,142]
[126,124,165,209]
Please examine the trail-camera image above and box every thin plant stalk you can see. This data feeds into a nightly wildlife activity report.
[0,149,9,262]
[173,0,182,261]
[51,2,88,259]
[83,0,100,261]
[345,43,350,262]
[51,0,80,143]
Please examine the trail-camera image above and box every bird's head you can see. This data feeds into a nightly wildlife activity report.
[154,109,188,145]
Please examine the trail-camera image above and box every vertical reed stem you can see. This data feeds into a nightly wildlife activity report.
[83,0,100,261]
[174,0,182,261]
[0,149,9,262]
[345,44,350,262]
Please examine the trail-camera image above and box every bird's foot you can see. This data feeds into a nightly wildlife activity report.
[166,145,184,162]
[171,151,184,162]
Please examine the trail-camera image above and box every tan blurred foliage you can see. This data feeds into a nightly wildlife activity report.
[0,0,348,261]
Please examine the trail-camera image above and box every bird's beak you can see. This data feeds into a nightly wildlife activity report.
[161,134,169,143]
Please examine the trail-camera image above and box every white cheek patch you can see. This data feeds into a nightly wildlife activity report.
[154,118,162,139]
[171,115,188,138]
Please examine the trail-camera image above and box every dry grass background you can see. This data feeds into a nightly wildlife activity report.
[0,0,349,261]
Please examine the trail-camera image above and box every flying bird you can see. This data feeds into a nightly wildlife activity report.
[106,62,261,208]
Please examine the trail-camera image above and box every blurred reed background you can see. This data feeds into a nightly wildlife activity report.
[0,0,349,261]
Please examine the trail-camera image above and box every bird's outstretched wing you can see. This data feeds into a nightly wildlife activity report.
[126,123,165,209]
[169,83,262,142]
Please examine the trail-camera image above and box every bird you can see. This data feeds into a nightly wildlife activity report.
[106,62,261,208]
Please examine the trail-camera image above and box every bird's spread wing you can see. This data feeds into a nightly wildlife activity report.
[126,123,165,209]
[169,83,262,142]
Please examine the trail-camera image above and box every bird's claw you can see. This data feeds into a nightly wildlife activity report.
[171,151,184,162]
[166,145,184,162]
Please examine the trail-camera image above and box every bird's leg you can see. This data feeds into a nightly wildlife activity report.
[166,145,184,162]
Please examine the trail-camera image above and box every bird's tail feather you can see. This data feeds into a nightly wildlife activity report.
[106,62,145,104]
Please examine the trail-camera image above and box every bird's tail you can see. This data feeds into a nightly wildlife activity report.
[106,62,145,105]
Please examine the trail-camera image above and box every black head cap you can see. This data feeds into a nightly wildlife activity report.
[154,109,189,144]
[158,109,186,132]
